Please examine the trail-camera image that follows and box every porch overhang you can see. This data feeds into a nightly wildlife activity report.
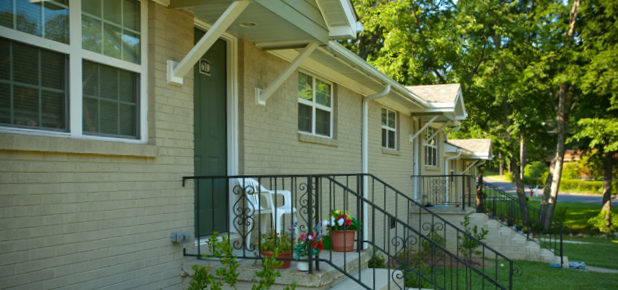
[165,0,361,85]
[407,84,467,123]
[444,139,494,161]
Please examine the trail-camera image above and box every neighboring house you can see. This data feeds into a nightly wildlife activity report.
[0,1,474,289]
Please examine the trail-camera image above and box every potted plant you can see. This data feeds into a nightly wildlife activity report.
[290,221,324,271]
[323,209,360,252]
[259,229,293,269]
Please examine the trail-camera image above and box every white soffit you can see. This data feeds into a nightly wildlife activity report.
[171,0,330,44]
[315,0,360,39]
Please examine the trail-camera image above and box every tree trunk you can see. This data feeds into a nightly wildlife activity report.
[539,0,580,230]
[602,150,613,231]
[476,168,485,213]
[510,156,530,228]
[499,153,504,176]
[539,158,556,229]
[542,83,569,229]
[520,135,526,180]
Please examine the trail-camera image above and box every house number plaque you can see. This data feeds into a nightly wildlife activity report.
[199,59,211,76]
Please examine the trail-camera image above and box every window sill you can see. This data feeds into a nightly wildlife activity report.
[424,166,441,172]
[298,133,339,147]
[382,148,400,156]
[0,133,158,158]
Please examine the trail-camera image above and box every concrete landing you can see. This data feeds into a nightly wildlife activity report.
[181,250,372,289]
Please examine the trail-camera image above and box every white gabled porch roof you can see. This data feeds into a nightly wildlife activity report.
[444,139,493,160]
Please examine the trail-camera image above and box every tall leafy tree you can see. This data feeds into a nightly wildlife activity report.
[570,118,618,231]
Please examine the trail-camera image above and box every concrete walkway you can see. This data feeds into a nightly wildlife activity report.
[586,266,618,274]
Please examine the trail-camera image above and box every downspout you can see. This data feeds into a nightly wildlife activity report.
[445,150,461,204]
[362,85,390,249]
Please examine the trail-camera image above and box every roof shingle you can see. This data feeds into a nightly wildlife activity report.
[447,139,491,155]
[405,84,461,103]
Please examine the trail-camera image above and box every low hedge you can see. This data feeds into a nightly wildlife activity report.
[527,178,618,195]
[559,179,618,195]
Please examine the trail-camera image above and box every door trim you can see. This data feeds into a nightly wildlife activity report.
[195,19,238,176]
[195,19,239,233]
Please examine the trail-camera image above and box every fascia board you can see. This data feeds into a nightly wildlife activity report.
[268,49,376,97]
[326,41,431,108]
[444,143,460,153]
[454,88,468,119]
[328,26,355,39]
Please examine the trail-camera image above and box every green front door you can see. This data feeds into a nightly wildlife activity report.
[194,28,227,236]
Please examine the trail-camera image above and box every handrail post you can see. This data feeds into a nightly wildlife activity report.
[307,176,314,273]
[461,175,466,210]
[560,222,564,266]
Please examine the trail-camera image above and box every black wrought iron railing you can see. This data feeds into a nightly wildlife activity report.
[182,174,519,289]
[411,175,475,208]
[481,182,563,265]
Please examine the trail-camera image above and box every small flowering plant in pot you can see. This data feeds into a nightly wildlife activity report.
[259,229,293,269]
[290,221,324,271]
[323,209,360,252]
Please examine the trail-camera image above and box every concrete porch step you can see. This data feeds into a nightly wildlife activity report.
[329,268,402,290]
[468,213,569,268]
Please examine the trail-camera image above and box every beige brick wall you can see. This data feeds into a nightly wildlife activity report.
[236,39,423,252]
[0,3,194,290]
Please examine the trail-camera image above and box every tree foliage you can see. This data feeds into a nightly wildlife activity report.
[347,0,618,228]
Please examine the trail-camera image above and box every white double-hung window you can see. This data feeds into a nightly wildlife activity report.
[381,108,396,149]
[298,72,333,138]
[425,127,439,167]
[0,0,147,140]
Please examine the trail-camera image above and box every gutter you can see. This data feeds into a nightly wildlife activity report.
[361,85,390,250]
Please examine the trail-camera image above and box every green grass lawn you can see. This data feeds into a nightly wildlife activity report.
[527,201,618,233]
[563,239,618,270]
[408,257,618,289]
[510,260,618,289]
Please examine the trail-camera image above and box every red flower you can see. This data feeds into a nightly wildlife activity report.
[345,219,352,226]
[318,241,323,251]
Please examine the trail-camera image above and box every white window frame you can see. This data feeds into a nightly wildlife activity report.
[0,0,148,143]
[297,71,333,138]
[381,107,397,150]
[425,127,439,167]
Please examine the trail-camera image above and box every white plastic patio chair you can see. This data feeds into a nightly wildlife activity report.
[235,178,298,249]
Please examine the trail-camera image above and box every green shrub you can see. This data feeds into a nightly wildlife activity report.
[458,216,489,260]
[554,207,568,224]
[524,162,548,180]
[557,179,618,195]
[562,163,581,180]
[505,172,514,182]
[368,248,386,268]
[588,211,618,233]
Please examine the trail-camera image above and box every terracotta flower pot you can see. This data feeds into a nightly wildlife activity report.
[260,250,292,269]
[331,230,355,252]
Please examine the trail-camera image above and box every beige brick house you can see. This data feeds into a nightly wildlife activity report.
[0,1,476,289]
